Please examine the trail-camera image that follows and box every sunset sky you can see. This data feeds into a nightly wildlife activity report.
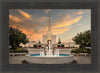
[9,9,91,43]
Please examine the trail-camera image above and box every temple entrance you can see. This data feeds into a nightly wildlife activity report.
[47,40,52,44]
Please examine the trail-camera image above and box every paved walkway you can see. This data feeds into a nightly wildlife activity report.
[74,56,91,64]
[9,56,91,64]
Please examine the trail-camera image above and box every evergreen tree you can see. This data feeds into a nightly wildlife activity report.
[58,37,61,44]
[38,40,41,47]
[57,37,61,47]
[38,40,41,44]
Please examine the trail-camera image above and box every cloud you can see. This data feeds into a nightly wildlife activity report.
[72,11,87,15]
[65,14,71,19]
[53,16,82,28]
[9,15,23,23]
[58,14,72,20]
[18,9,31,18]
[45,9,50,13]
[77,24,82,26]
[75,12,84,15]
[40,16,48,23]
[52,27,70,35]
[63,39,74,43]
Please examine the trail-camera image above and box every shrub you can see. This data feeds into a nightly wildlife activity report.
[10,48,28,53]
[10,50,14,53]
[57,45,61,47]
[34,45,37,48]
[87,49,91,54]
[71,48,90,54]
[16,48,22,51]
[83,49,88,53]
[61,44,64,48]
[71,49,79,53]
[71,50,77,53]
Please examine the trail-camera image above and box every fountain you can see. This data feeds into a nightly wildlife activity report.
[25,40,74,64]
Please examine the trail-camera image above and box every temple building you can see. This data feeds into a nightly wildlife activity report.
[20,14,79,49]
[43,14,56,45]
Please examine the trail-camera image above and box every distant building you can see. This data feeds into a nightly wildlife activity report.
[19,41,35,48]
[64,42,79,48]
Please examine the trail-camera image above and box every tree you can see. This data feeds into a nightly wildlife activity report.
[57,37,61,47]
[72,30,91,49]
[9,27,29,49]
[38,40,41,47]
[38,40,41,44]
[58,37,61,44]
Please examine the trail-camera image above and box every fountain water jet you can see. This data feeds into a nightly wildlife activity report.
[40,40,60,57]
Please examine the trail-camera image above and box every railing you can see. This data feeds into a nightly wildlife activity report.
[9,53,27,56]
[71,53,91,56]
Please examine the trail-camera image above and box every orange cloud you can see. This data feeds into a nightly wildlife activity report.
[40,16,47,23]
[76,12,83,15]
[53,16,82,28]
[65,14,71,19]
[18,9,31,18]
[52,27,70,35]
[9,15,23,23]
[72,11,86,15]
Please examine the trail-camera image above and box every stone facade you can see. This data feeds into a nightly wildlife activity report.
[43,35,56,44]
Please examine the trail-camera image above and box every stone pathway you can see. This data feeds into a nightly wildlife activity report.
[74,56,91,64]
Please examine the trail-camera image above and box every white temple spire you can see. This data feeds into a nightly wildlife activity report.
[47,13,52,35]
